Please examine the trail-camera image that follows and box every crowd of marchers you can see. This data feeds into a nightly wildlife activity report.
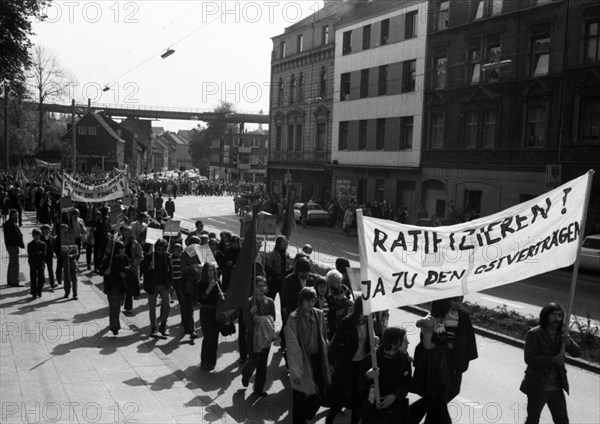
[1,170,583,424]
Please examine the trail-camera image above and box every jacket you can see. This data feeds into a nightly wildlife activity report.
[141,252,173,294]
[284,307,331,395]
[27,239,46,265]
[3,220,24,248]
[520,326,581,395]
[328,315,371,367]
[280,272,318,318]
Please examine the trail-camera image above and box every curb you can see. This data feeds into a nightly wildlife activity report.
[399,305,600,375]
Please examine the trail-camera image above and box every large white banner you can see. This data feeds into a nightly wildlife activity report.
[358,172,593,313]
[55,172,127,203]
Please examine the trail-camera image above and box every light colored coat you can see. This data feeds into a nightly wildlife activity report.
[284,307,331,395]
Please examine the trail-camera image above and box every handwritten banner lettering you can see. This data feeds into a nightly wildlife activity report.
[357,172,592,313]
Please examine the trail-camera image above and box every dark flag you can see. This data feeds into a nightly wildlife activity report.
[216,217,257,321]
[280,184,296,239]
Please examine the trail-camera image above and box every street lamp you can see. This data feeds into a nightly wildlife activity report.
[161,48,175,59]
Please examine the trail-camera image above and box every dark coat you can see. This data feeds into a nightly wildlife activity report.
[3,220,24,248]
[520,326,581,395]
[280,272,318,317]
[328,315,371,367]
[141,252,173,294]
[100,254,130,294]
[27,239,46,265]
[451,309,478,373]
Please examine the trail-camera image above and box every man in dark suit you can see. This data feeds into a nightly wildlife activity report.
[3,209,24,286]
[520,302,581,424]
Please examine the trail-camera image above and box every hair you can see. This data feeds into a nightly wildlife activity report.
[196,220,204,228]
[32,228,42,236]
[351,297,364,320]
[187,236,200,246]
[539,302,565,329]
[430,298,452,319]
[275,235,288,250]
[155,238,168,249]
[294,258,312,274]
[40,224,51,231]
[335,257,350,274]
[172,243,183,252]
[201,261,217,282]
[382,326,407,350]
[325,269,343,286]
[113,240,125,253]
[255,275,267,288]
[315,277,329,296]
[298,286,317,303]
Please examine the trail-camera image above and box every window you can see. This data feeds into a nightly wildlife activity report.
[474,0,484,20]
[485,35,501,82]
[525,106,547,147]
[295,125,303,151]
[297,73,304,102]
[381,19,390,45]
[482,110,497,148]
[297,34,303,53]
[474,0,502,19]
[316,123,326,151]
[78,125,87,135]
[88,126,97,135]
[287,125,295,151]
[531,35,550,76]
[340,73,351,101]
[435,1,449,31]
[375,179,385,202]
[363,25,371,50]
[276,126,282,151]
[322,25,330,45]
[360,69,369,98]
[434,55,447,89]
[578,97,600,143]
[280,41,286,58]
[290,75,296,104]
[376,119,386,150]
[585,20,600,64]
[467,43,482,84]
[343,30,352,55]
[320,67,327,98]
[402,60,416,92]
[233,137,239,147]
[358,120,367,150]
[405,11,417,39]
[430,113,444,148]
[277,78,284,106]
[378,65,388,95]
[400,116,414,149]
[339,121,349,150]
[465,111,478,148]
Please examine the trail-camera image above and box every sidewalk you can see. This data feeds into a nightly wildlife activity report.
[0,212,231,424]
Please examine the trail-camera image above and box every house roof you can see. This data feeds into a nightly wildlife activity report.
[63,112,126,143]
[153,137,171,150]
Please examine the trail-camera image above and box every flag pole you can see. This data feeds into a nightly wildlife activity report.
[356,209,381,404]
[562,169,595,353]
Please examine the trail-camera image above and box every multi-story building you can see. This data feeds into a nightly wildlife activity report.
[268,2,344,202]
[210,130,269,182]
[331,0,428,217]
[160,132,192,171]
[421,0,599,226]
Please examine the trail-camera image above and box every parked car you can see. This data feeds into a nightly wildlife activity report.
[580,234,600,273]
[293,202,330,225]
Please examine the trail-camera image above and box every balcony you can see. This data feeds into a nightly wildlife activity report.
[270,151,331,163]
[238,146,252,154]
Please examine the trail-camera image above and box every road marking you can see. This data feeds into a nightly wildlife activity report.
[480,296,524,308]
[340,249,359,258]
[522,283,550,291]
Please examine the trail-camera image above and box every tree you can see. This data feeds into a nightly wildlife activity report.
[0,0,49,87]
[189,101,237,167]
[27,44,71,151]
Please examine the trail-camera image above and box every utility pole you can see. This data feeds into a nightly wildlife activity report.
[71,99,76,172]
[3,82,8,171]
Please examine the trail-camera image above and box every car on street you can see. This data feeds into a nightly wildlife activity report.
[293,202,330,225]
[580,234,600,273]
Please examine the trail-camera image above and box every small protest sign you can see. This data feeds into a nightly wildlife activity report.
[60,196,73,210]
[257,212,277,235]
[61,230,77,247]
[164,220,180,236]
[145,227,163,245]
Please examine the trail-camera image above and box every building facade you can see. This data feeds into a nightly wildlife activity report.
[331,0,428,219]
[268,4,343,203]
[210,130,269,183]
[421,0,599,227]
